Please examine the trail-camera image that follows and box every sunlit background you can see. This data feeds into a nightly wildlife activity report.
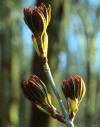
[0,0,100,127]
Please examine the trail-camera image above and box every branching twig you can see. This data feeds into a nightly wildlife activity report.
[43,62,74,127]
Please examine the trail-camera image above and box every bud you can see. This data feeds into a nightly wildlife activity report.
[21,75,51,105]
[62,75,86,120]
[21,75,66,123]
[24,3,51,62]
[21,75,56,115]
[24,3,51,37]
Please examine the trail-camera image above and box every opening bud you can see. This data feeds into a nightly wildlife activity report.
[21,75,66,123]
[24,3,51,63]
[62,75,86,120]
[21,75,50,105]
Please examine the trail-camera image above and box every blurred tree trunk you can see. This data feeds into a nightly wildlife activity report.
[85,35,97,127]
[0,1,28,127]
[30,0,71,127]
[0,24,12,127]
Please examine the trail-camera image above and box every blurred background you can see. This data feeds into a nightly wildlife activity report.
[0,0,100,127]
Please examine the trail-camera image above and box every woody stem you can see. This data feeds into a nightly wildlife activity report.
[43,62,74,127]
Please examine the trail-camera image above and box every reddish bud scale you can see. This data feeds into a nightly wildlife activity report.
[55,111,66,124]
[48,106,54,116]
[32,8,44,37]
[48,107,65,124]
[39,56,48,65]
[32,34,35,40]
[21,80,35,101]
[69,112,74,119]
[40,3,47,15]
[40,47,44,55]
[62,77,75,99]
[24,7,34,33]
[74,75,81,97]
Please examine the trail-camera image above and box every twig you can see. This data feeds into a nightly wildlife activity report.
[43,62,74,127]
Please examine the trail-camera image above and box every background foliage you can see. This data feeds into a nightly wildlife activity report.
[0,0,100,127]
